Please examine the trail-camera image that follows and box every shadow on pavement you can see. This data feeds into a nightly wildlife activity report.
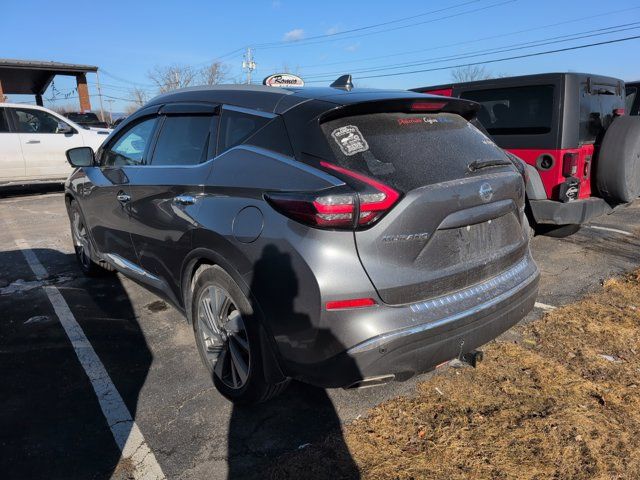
[0,249,151,480]
[0,183,64,199]
[226,245,360,479]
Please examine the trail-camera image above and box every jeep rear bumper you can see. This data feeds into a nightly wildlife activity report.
[529,197,613,225]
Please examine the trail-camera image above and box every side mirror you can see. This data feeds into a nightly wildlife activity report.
[58,121,73,134]
[66,147,95,167]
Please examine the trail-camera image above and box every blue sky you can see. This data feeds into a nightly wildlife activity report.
[2,0,640,113]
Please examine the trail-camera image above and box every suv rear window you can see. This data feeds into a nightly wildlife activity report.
[217,109,293,157]
[320,112,508,192]
[218,109,270,154]
[460,85,554,135]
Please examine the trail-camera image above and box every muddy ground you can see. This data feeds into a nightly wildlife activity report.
[273,271,640,480]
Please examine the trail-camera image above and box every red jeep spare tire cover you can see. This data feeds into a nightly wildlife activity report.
[596,115,640,203]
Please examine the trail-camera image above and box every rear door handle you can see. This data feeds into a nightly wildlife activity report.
[173,195,196,205]
[26,140,41,144]
[116,192,131,204]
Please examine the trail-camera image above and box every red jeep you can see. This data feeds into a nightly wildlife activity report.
[415,73,640,235]
[627,81,640,116]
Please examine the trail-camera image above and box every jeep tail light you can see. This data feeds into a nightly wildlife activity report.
[265,163,400,230]
[562,152,578,177]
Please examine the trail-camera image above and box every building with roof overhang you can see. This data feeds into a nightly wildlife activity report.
[0,59,100,113]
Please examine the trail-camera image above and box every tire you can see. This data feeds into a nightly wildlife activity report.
[69,200,115,276]
[191,265,289,404]
[596,115,640,203]
[534,223,581,238]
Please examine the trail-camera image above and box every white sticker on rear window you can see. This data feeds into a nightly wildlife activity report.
[331,125,369,156]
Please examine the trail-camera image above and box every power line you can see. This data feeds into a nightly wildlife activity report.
[100,69,156,88]
[252,0,483,48]
[295,5,640,71]
[254,0,517,50]
[304,33,640,82]
[304,22,640,80]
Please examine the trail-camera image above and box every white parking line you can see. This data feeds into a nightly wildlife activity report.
[586,225,633,236]
[12,238,166,480]
[534,302,557,312]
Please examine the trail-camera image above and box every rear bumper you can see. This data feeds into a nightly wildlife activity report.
[293,255,539,388]
[529,197,612,225]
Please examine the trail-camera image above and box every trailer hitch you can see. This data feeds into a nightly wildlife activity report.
[450,349,484,369]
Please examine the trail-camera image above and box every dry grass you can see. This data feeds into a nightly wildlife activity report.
[271,271,640,480]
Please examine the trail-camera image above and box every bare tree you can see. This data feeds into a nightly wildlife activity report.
[198,62,229,86]
[130,87,149,106]
[124,104,140,115]
[450,65,494,82]
[279,63,302,75]
[148,62,231,94]
[50,103,76,114]
[148,64,197,93]
[121,87,150,117]
[97,110,111,123]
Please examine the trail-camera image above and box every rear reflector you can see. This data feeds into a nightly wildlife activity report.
[325,298,376,310]
[410,101,448,112]
[562,152,578,177]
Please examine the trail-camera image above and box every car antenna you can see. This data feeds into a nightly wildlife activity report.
[330,74,354,91]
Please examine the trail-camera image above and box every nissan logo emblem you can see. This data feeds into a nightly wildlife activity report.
[479,183,493,202]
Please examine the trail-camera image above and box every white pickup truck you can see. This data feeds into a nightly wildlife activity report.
[0,103,109,185]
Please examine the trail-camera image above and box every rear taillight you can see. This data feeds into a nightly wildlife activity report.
[562,152,578,177]
[265,163,400,230]
[614,108,625,116]
[320,162,400,226]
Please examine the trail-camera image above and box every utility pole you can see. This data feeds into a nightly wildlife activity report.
[94,70,106,122]
[105,99,115,124]
[242,47,256,84]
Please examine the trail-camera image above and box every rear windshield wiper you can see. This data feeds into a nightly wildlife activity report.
[467,159,512,172]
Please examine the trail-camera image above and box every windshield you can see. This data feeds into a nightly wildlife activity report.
[321,112,509,192]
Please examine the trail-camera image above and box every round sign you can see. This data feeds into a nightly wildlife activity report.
[263,73,304,87]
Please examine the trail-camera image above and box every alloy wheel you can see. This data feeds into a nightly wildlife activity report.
[72,209,92,270]
[197,285,251,390]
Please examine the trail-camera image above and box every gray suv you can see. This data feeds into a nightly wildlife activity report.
[64,84,539,403]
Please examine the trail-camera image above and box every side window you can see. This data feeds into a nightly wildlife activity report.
[103,117,157,167]
[151,115,214,166]
[243,115,293,156]
[13,108,69,134]
[218,109,270,154]
[461,85,554,135]
[0,109,9,133]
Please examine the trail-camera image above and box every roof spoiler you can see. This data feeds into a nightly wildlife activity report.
[320,96,480,122]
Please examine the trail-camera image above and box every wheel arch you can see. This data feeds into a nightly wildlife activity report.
[181,248,287,383]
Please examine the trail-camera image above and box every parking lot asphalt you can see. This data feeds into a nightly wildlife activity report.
[1,188,639,480]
